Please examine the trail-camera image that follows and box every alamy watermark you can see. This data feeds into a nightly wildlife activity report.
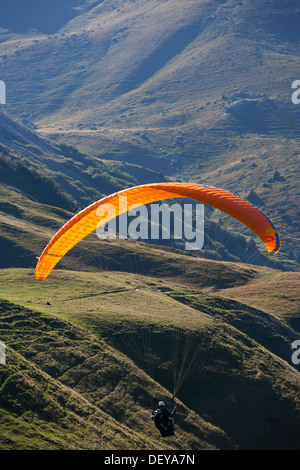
[0,80,6,104]
[0,341,6,365]
[96,196,204,250]
[291,340,300,365]
[291,80,300,105]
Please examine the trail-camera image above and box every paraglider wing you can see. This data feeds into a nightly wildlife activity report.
[35,182,280,281]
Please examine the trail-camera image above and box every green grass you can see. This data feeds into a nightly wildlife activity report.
[0,265,299,449]
[0,0,299,450]
[0,295,233,450]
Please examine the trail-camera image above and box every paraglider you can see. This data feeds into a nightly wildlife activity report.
[151,399,177,437]
[35,182,280,281]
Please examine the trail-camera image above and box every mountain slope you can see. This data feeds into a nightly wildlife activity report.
[0,267,299,450]
[1,108,291,271]
[0,109,167,207]
[0,1,299,451]
[0,342,158,451]
[0,296,234,450]
[0,0,299,267]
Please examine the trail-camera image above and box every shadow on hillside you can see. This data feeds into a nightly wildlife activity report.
[116,23,201,96]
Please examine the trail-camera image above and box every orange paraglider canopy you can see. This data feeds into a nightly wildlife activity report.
[35,182,280,281]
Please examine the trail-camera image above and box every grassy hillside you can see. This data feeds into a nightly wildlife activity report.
[0,110,167,207]
[219,271,300,333]
[1,108,292,271]
[0,133,298,449]
[0,266,299,450]
[0,0,299,451]
[0,339,158,451]
[0,0,299,267]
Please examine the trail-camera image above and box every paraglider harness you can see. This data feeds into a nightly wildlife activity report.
[151,398,176,437]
